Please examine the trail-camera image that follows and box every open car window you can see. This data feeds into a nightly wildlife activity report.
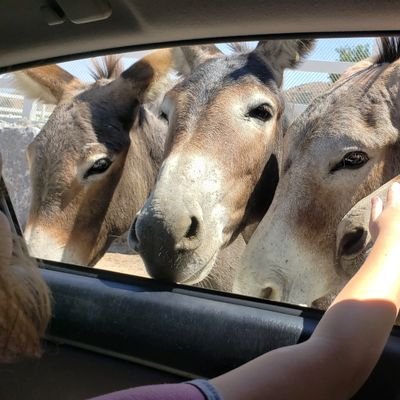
[0,36,387,312]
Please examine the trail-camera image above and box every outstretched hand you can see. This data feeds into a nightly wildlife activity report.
[370,182,400,243]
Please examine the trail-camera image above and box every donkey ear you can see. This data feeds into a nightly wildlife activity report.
[98,49,176,130]
[114,48,177,103]
[13,65,83,105]
[172,45,222,76]
[254,39,315,86]
[335,58,374,84]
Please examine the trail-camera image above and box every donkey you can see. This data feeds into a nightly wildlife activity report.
[336,175,400,277]
[236,37,400,306]
[16,50,174,266]
[0,155,51,362]
[129,41,314,286]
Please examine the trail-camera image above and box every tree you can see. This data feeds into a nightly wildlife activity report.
[329,44,371,83]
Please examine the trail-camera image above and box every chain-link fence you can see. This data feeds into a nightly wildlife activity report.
[0,77,54,123]
[0,38,376,126]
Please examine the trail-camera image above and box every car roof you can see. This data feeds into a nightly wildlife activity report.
[2,0,400,71]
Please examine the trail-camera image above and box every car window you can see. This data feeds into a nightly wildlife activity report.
[0,36,386,311]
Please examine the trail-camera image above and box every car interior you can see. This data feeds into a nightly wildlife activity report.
[1,1,400,399]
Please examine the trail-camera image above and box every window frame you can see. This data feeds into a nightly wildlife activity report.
[2,17,400,395]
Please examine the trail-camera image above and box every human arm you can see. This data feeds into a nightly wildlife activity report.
[211,182,400,400]
[88,380,221,400]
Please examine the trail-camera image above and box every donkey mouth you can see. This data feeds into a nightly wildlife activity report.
[179,251,219,285]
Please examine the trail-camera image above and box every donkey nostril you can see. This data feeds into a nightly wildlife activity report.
[184,216,199,239]
[339,227,367,258]
[175,216,201,251]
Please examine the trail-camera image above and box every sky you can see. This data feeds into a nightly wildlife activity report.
[59,37,376,90]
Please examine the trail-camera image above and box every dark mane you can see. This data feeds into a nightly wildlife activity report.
[375,37,400,64]
[90,54,124,81]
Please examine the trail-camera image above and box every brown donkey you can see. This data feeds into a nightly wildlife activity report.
[16,50,174,266]
[130,41,314,285]
[237,37,400,306]
[0,155,51,362]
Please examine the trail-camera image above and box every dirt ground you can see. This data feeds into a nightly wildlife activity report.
[94,252,149,277]
[93,234,150,277]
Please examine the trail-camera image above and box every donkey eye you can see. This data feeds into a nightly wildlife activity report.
[331,151,369,173]
[247,103,273,122]
[84,157,112,178]
[159,111,169,123]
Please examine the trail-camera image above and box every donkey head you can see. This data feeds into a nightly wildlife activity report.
[237,38,400,306]
[130,40,314,284]
[19,50,174,266]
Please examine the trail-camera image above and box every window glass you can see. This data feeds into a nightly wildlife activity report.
[0,36,388,311]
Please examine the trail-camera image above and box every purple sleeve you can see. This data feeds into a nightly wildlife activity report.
[88,380,222,400]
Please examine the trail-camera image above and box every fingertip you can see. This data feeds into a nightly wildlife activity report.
[371,196,383,221]
[387,182,400,206]
[392,181,400,191]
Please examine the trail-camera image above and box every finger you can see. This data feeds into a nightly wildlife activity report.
[387,182,400,207]
[370,196,383,223]
[369,197,383,242]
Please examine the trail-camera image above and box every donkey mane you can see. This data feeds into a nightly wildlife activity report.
[226,42,253,54]
[375,37,400,64]
[90,54,124,81]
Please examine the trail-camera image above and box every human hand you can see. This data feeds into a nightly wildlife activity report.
[370,182,400,243]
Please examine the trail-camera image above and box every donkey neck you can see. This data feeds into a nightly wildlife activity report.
[125,105,166,212]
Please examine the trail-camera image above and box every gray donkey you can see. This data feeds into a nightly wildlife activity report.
[130,40,314,288]
[16,50,173,267]
[237,37,400,306]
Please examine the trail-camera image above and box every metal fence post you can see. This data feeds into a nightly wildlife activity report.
[22,98,35,120]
